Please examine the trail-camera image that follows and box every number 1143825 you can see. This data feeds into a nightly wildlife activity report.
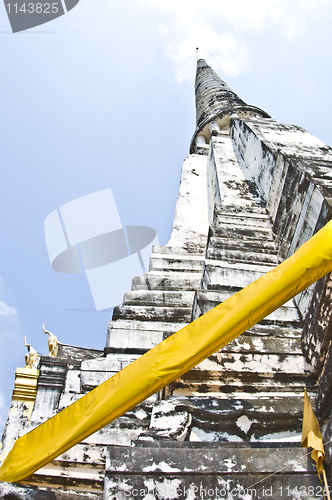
[6,3,59,13]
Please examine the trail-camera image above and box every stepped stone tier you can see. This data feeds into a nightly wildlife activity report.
[1,60,332,499]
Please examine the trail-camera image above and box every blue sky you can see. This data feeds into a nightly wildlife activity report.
[0,0,332,427]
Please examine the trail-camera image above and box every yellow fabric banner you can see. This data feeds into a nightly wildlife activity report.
[1,220,332,483]
[301,389,326,477]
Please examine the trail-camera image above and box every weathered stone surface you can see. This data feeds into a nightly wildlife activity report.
[190,59,270,152]
[31,357,67,421]
[104,443,321,500]
[166,154,209,252]
[149,256,204,273]
[104,472,322,500]
[324,413,332,474]
[106,329,163,350]
[131,273,201,291]
[0,482,58,499]
[202,259,275,290]
[0,402,28,465]
[215,333,301,354]
[57,344,103,363]
[193,289,299,323]
[112,305,192,323]
[123,291,195,307]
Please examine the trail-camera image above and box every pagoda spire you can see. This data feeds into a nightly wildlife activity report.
[190,59,270,152]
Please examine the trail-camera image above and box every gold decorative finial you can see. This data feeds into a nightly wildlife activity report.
[24,336,38,369]
[43,323,58,357]
[196,47,199,61]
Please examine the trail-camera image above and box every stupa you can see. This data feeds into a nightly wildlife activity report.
[1,59,332,500]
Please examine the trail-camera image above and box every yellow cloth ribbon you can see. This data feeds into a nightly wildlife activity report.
[301,389,325,478]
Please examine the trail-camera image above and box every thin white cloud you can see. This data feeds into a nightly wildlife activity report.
[141,0,332,81]
[0,301,17,318]
[160,25,249,83]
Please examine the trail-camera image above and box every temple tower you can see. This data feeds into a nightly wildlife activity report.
[1,60,332,500]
